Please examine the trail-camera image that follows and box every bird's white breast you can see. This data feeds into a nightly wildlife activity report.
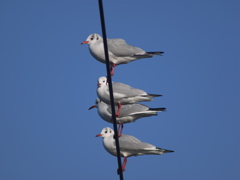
[98,103,112,122]
[103,136,118,157]
[97,86,111,104]
[89,43,106,64]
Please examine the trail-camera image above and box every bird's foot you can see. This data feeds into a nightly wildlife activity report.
[117,167,125,174]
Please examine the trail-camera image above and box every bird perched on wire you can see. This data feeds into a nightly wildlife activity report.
[81,33,164,75]
[89,98,166,135]
[96,127,174,174]
[96,76,162,118]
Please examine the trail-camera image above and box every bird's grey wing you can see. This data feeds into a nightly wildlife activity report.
[107,38,145,57]
[113,82,146,96]
[106,104,148,117]
[106,104,126,116]
[119,135,155,151]
[117,104,149,117]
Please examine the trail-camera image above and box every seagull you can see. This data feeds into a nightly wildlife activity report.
[81,33,164,75]
[89,98,166,134]
[96,76,162,118]
[96,127,174,174]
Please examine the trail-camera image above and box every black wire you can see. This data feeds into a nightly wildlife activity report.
[98,0,124,179]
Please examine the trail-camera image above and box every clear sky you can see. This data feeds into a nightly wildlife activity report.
[0,0,239,180]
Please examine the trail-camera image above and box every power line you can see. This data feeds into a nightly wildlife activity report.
[98,0,124,179]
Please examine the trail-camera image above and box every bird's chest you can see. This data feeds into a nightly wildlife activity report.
[103,138,117,156]
[89,44,106,63]
[89,43,117,64]
[97,87,111,104]
[98,105,112,122]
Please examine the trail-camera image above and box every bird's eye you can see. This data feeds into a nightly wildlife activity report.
[105,131,107,133]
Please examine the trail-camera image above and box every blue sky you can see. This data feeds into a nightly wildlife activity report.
[0,0,239,180]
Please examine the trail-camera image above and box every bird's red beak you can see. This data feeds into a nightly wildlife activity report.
[81,41,89,44]
[96,134,102,137]
[88,105,97,110]
[97,83,101,86]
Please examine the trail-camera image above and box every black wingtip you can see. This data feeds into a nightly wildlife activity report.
[146,51,164,56]
[157,147,174,153]
[149,107,166,111]
[164,149,174,153]
[148,93,162,97]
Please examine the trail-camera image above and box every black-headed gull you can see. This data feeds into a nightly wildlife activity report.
[81,33,164,75]
[89,98,166,134]
[96,76,162,117]
[96,127,174,173]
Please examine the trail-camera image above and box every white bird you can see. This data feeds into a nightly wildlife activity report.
[96,127,174,173]
[96,76,162,117]
[81,33,164,75]
[89,98,166,134]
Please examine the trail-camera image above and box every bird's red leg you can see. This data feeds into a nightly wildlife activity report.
[116,102,122,117]
[118,123,124,137]
[122,157,127,172]
[110,63,116,76]
[117,157,127,174]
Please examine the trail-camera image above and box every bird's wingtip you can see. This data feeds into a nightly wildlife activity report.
[157,147,174,153]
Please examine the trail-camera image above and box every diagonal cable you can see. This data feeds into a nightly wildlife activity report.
[98,0,124,179]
